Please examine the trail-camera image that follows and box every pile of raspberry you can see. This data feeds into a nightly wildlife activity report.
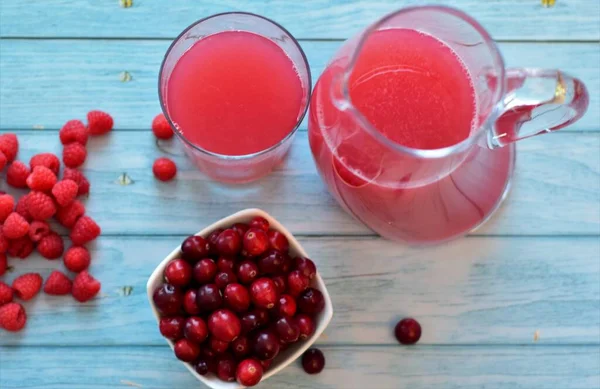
[0,110,110,332]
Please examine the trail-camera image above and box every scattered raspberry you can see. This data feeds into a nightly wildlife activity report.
[30,152,61,176]
[0,302,27,332]
[3,212,30,239]
[15,193,32,221]
[28,220,50,242]
[52,179,78,207]
[26,165,58,192]
[70,216,101,246]
[7,236,34,259]
[0,281,13,305]
[43,270,72,295]
[6,161,30,188]
[0,253,6,276]
[27,191,56,220]
[153,157,177,181]
[64,246,91,273]
[63,168,90,196]
[87,110,113,135]
[37,232,64,260]
[0,231,8,253]
[12,273,43,301]
[55,200,85,228]
[72,270,101,302]
[0,133,18,163]
[59,119,88,145]
[152,113,174,139]
[0,151,6,171]
[0,193,15,223]
[62,143,87,168]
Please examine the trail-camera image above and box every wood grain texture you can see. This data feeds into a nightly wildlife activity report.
[1,0,599,40]
[0,131,598,237]
[0,236,597,346]
[1,345,599,389]
[0,40,598,131]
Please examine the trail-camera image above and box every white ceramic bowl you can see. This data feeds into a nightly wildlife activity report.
[147,208,334,388]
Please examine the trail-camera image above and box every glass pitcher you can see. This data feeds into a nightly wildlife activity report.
[308,6,589,244]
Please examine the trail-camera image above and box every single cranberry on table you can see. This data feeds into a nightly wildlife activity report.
[196,283,223,312]
[294,257,317,280]
[257,250,285,275]
[250,277,279,309]
[159,316,185,340]
[295,314,316,340]
[153,284,183,315]
[193,258,217,284]
[271,274,287,295]
[231,222,249,238]
[215,270,238,289]
[249,216,269,232]
[231,335,251,359]
[302,348,325,374]
[174,338,201,362]
[267,229,289,252]
[216,353,237,382]
[275,294,297,317]
[394,317,422,345]
[181,235,211,263]
[217,256,236,272]
[224,283,251,312]
[216,229,242,256]
[237,260,259,285]
[208,309,242,342]
[252,330,280,360]
[210,337,230,353]
[243,228,270,257]
[275,316,300,344]
[184,316,208,344]
[287,270,310,297]
[163,258,192,287]
[183,289,201,315]
[236,358,263,387]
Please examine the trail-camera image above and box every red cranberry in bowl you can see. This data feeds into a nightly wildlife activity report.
[260,359,272,370]
[183,289,201,315]
[174,338,201,362]
[184,316,208,344]
[215,270,238,289]
[295,314,316,340]
[231,223,249,238]
[208,309,241,342]
[253,308,270,327]
[195,359,210,376]
[216,229,242,256]
[275,316,300,344]
[159,316,185,340]
[257,250,285,275]
[252,330,280,360]
[216,353,237,382]
[193,258,217,284]
[302,348,325,374]
[298,287,325,315]
[210,337,230,354]
[394,317,422,345]
[243,228,269,257]
[294,257,317,280]
[231,335,251,359]
[207,228,224,254]
[217,256,236,272]
[237,260,259,285]
[275,294,297,317]
[181,235,211,263]
[271,274,287,295]
[249,216,269,232]
[287,270,310,297]
[201,348,218,373]
[163,258,192,287]
[153,284,183,315]
[267,229,289,252]
[236,358,263,387]
[250,278,279,309]
[281,252,293,273]
[224,283,251,312]
[240,312,261,335]
[196,283,223,312]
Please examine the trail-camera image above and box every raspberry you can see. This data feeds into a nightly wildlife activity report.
[7,236,34,259]
[12,273,42,301]
[87,110,113,135]
[27,191,56,220]
[0,302,27,332]
[72,270,101,302]
[59,119,88,145]
[62,143,87,168]
[63,168,90,196]
[26,165,58,192]
[64,246,91,273]
[3,212,30,239]
[55,200,85,228]
[43,270,72,295]
[0,281,13,305]
[52,179,78,207]
[0,253,6,276]
[0,133,18,163]
[70,216,101,245]
[30,152,61,176]
[15,193,32,221]
[6,161,30,188]
[0,193,15,223]
[0,231,8,252]
[28,220,50,242]
[0,151,6,171]
[37,232,64,260]
[153,157,177,181]
[152,113,174,139]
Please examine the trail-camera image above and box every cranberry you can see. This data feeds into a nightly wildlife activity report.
[281,253,293,273]
[276,294,297,317]
[271,275,287,295]
[193,258,217,284]
[236,358,263,387]
[207,228,224,254]
[295,314,315,340]
[217,256,236,272]
[275,316,300,344]
[298,288,325,315]
[394,318,422,345]
[253,309,270,327]
[215,270,238,289]
[183,289,201,315]
[224,283,251,312]
[252,330,280,360]
[267,230,289,252]
[259,359,272,370]
[232,223,249,238]
[249,216,269,232]
[295,257,317,280]
[250,278,279,309]
[181,235,211,263]
[184,316,208,344]
[237,260,259,285]
[287,270,310,297]
[243,228,269,257]
[216,229,242,256]
[195,359,210,376]
[174,338,201,362]
[163,258,192,287]
[257,250,285,275]
[216,353,237,382]
[201,348,218,373]
[159,316,185,340]
[208,309,241,342]
[301,348,325,374]
[232,335,251,359]
[153,284,183,315]
[240,312,261,335]
[210,337,230,353]
[196,283,223,312]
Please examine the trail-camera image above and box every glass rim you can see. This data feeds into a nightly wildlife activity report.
[158,11,312,161]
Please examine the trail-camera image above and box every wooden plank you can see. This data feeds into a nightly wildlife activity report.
[0,131,598,236]
[1,40,598,132]
[1,0,598,40]
[1,345,598,389]
[0,236,597,346]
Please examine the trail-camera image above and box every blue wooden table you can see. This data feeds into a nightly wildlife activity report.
[0,1,599,388]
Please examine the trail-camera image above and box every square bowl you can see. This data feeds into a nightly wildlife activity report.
[147,208,334,388]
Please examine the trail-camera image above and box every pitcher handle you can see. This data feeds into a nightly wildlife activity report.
[488,68,589,148]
